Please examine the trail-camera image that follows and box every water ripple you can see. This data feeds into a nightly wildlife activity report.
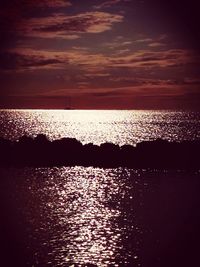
[0,110,200,145]
[12,167,143,266]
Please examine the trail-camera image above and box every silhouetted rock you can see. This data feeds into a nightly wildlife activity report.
[34,134,49,144]
[121,144,136,167]
[0,134,199,169]
[99,143,120,167]
[83,143,99,166]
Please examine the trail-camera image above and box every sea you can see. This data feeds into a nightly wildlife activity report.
[0,110,200,267]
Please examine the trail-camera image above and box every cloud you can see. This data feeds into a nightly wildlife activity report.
[109,77,177,85]
[134,38,153,43]
[106,78,200,96]
[159,34,168,40]
[31,0,72,8]
[3,47,111,71]
[36,83,194,99]
[183,78,200,85]
[75,48,197,71]
[19,11,123,39]
[114,48,130,55]
[134,35,168,47]
[107,49,197,69]
[94,0,121,9]
[9,0,72,9]
[0,1,72,20]
[148,42,165,47]
[93,0,131,10]
[103,39,132,49]
[4,46,198,74]
[84,73,111,78]
[0,50,64,71]
[0,1,73,52]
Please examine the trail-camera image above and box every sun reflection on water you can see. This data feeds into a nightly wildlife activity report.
[24,167,143,266]
[1,109,199,145]
[53,167,122,266]
[2,166,200,266]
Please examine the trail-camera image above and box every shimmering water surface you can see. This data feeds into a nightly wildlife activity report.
[0,110,200,144]
[1,167,200,267]
[0,110,200,267]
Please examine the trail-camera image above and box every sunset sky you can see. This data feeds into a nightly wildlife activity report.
[1,0,200,109]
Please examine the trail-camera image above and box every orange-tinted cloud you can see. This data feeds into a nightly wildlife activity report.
[4,47,198,73]
[19,11,123,39]
[94,0,121,9]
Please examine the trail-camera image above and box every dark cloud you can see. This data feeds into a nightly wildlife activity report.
[0,1,72,50]
[0,52,63,71]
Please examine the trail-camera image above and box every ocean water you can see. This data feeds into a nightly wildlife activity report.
[0,110,200,267]
[0,110,200,144]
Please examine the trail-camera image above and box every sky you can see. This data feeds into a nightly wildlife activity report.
[1,0,200,109]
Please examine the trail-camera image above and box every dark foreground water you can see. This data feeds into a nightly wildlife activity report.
[1,167,200,267]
